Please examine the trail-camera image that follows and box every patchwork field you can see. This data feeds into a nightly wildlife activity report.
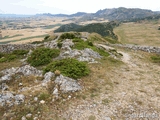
[0,17,110,44]
[114,20,160,47]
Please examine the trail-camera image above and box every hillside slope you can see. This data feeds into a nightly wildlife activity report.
[54,21,119,39]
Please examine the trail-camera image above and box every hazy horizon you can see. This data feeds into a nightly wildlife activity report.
[0,0,160,15]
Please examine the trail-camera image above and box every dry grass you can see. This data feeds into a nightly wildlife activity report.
[0,59,22,71]
[114,20,160,47]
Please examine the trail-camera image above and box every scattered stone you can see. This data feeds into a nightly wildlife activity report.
[68,95,71,99]
[34,97,38,101]
[19,83,23,86]
[26,113,32,118]
[53,87,59,98]
[33,117,39,120]
[40,100,45,104]
[21,116,27,120]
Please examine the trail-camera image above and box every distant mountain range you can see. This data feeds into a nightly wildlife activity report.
[35,12,87,17]
[0,7,160,21]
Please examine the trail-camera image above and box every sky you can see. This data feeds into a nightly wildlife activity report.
[0,0,160,15]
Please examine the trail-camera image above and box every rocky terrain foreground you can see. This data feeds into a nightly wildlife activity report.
[0,33,160,120]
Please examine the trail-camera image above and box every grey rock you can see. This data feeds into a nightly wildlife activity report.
[55,75,81,93]
[77,56,96,63]
[0,92,25,107]
[44,40,58,49]
[16,65,42,76]
[42,72,55,83]
[61,39,74,50]
[81,48,102,59]
[14,94,25,105]
[59,48,101,63]
[0,83,9,91]
[0,65,43,82]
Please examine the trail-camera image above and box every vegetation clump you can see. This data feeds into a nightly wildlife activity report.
[151,54,160,63]
[0,50,29,63]
[27,48,60,67]
[59,33,76,40]
[31,35,57,44]
[72,38,109,57]
[44,58,90,79]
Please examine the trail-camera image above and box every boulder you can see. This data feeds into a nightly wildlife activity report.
[55,75,81,93]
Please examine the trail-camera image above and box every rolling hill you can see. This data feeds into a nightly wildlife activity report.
[54,21,119,39]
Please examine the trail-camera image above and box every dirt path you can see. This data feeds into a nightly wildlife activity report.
[47,49,160,120]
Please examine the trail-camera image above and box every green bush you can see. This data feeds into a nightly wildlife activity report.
[59,33,76,40]
[12,50,29,56]
[0,54,17,63]
[7,54,17,61]
[0,57,7,63]
[44,35,50,40]
[27,48,60,67]
[44,58,90,79]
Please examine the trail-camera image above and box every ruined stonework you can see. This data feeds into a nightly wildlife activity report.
[110,44,160,54]
[0,44,36,53]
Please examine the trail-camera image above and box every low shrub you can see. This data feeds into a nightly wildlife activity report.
[12,50,29,56]
[59,33,76,40]
[0,52,4,58]
[44,58,90,79]
[7,54,17,61]
[0,57,7,63]
[27,47,60,67]
[57,42,63,48]
[151,55,160,63]
[0,54,17,63]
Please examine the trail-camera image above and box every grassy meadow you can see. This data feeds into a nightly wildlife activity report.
[114,20,160,47]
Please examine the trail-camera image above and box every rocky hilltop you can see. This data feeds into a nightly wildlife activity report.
[0,32,160,120]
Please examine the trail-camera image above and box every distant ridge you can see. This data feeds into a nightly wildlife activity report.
[36,7,159,21]
[36,12,87,17]
[1,7,160,21]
